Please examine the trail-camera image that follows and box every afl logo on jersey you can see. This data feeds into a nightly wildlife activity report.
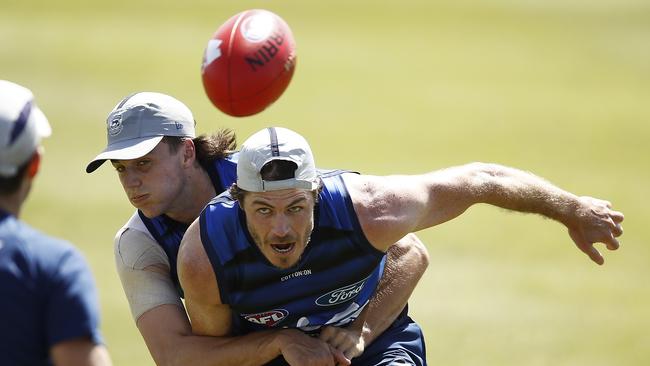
[243,309,288,327]
[315,277,368,307]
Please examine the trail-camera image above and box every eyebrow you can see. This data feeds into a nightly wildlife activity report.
[250,196,308,208]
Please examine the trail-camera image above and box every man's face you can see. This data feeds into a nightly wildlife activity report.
[111,141,186,218]
[241,188,316,269]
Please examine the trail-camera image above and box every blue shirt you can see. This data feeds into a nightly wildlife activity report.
[199,172,386,335]
[0,209,103,365]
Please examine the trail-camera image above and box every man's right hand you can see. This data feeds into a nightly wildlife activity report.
[277,329,351,366]
[566,196,624,265]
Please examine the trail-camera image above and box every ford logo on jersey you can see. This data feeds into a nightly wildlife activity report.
[243,309,288,326]
[315,277,368,307]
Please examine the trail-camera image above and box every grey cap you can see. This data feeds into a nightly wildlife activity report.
[0,80,52,177]
[237,127,319,192]
[86,92,196,173]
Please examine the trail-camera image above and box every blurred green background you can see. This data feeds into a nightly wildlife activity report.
[2,0,649,365]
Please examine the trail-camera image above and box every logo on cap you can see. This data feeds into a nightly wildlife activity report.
[108,116,123,136]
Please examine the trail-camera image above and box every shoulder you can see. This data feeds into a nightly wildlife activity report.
[200,191,240,237]
[205,190,237,210]
[1,220,89,293]
[177,221,206,277]
[4,219,86,274]
[2,217,73,252]
[115,231,169,272]
[340,172,382,196]
[118,211,153,237]
[114,211,169,270]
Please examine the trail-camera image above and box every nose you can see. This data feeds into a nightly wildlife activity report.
[269,214,291,239]
[120,169,142,190]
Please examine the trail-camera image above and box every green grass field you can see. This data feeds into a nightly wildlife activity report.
[3,0,649,364]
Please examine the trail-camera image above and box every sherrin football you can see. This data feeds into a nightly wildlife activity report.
[201,9,297,117]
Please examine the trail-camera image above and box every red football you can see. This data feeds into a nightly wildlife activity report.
[201,9,297,117]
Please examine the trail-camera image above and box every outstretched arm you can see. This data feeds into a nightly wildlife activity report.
[319,233,429,360]
[346,163,624,264]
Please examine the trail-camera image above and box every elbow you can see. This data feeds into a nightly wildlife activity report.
[402,233,430,275]
[150,339,195,366]
[459,162,510,201]
[464,162,504,178]
[413,235,430,273]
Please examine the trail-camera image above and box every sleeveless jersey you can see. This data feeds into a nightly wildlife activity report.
[199,172,386,335]
[138,154,238,296]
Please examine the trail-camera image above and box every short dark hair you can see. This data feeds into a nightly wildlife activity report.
[0,159,31,195]
[230,160,322,204]
[260,160,299,181]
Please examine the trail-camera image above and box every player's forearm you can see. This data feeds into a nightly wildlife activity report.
[362,234,429,345]
[138,304,282,366]
[163,331,282,366]
[463,162,580,225]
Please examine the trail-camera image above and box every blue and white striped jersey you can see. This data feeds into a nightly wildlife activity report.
[199,172,386,335]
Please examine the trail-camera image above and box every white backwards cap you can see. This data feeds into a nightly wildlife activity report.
[237,127,319,192]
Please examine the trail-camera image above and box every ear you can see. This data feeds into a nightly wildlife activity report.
[182,139,197,166]
[25,149,43,179]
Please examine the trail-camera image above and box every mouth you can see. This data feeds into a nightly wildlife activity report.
[130,194,149,204]
[270,242,295,254]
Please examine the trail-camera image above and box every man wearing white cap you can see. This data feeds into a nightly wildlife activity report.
[178,127,625,365]
[0,80,112,366]
[86,92,428,365]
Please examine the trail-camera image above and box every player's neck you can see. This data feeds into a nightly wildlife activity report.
[165,165,216,224]
[0,192,25,218]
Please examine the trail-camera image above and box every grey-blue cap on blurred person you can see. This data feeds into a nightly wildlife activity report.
[0,80,52,177]
[86,92,196,173]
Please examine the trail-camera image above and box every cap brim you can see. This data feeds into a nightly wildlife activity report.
[85,136,163,173]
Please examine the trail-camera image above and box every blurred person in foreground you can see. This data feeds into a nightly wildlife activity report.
[178,126,624,366]
[85,92,428,365]
[0,80,112,366]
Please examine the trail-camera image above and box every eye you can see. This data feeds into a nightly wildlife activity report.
[257,207,271,215]
[137,159,151,167]
[113,165,125,173]
[288,206,303,213]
